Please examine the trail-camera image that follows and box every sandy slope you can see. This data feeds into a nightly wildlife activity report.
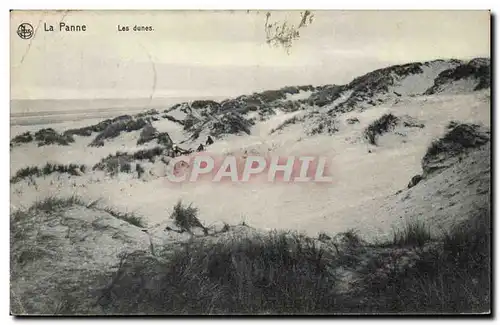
[10,88,490,240]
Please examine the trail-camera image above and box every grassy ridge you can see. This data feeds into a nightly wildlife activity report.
[10,163,87,183]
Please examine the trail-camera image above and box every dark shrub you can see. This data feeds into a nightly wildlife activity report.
[183,114,200,131]
[11,163,85,183]
[137,124,158,145]
[425,123,490,157]
[11,132,33,146]
[422,123,490,176]
[425,59,491,94]
[157,132,173,147]
[125,119,148,132]
[307,85,344,107]
[209,112,253,137]
[359,209,490,313]
[136,164,145,178]
[269,116,302,134]
[137,109,159,118]
[34,128,75,146]
[93,153,133,175]
[102,207,145,227]
[308,115,338,136]
[64,117,131,137]
[93,147,166,174]
[162,114,185,125]
[132,147,164,163]
[442,208,490,273]
[257,90,286,103]
[120,162,132,173]
[64,127,93,137]
[90,118,147,146]
[392,219,431,247]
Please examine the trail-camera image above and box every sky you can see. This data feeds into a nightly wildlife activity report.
[10,10,491,101]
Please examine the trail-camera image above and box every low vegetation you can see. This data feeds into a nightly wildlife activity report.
[22,196,95,214]
[133,147,166,161]
[136,163,145,178]
[99,230,337,314]
[10,163,86,183]
[101,207,146,228]
[93,154,133,176]
[92,147,167,175]
[307,84,344,107]
[64,115,132,137]
[10,193,490,314]
[11,196,93,245]
[104,207,490,314]
[425,59,491,94]
[11,196,144,242]
[169,200,207,234]
[161,114,185,125]
[185,111,254,139]
[136,109,159,118]
[183,114,200,132]
[136,124,158,145]
[358,209,490,313]
[391,219,431,247]
[136,125,173,148]
[157,132,174,147]
[35,128,75,146]
[89,118,148,147]
[11,129,75,147]
[209,112,254,137]
[190,100,220,110]
[252,85,313,104]
[256,89,287,103]
[280,100,303,112]
[10,132,33,146]
[422,122,490,176]
[346,117,360,124]
[425,123,490,158]
[308,115,338,136]
[363,113,399,145]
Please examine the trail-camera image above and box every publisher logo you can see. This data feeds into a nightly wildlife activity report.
[17,23,34,40]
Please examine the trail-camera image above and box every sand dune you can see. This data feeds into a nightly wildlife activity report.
[10,87,490,240]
